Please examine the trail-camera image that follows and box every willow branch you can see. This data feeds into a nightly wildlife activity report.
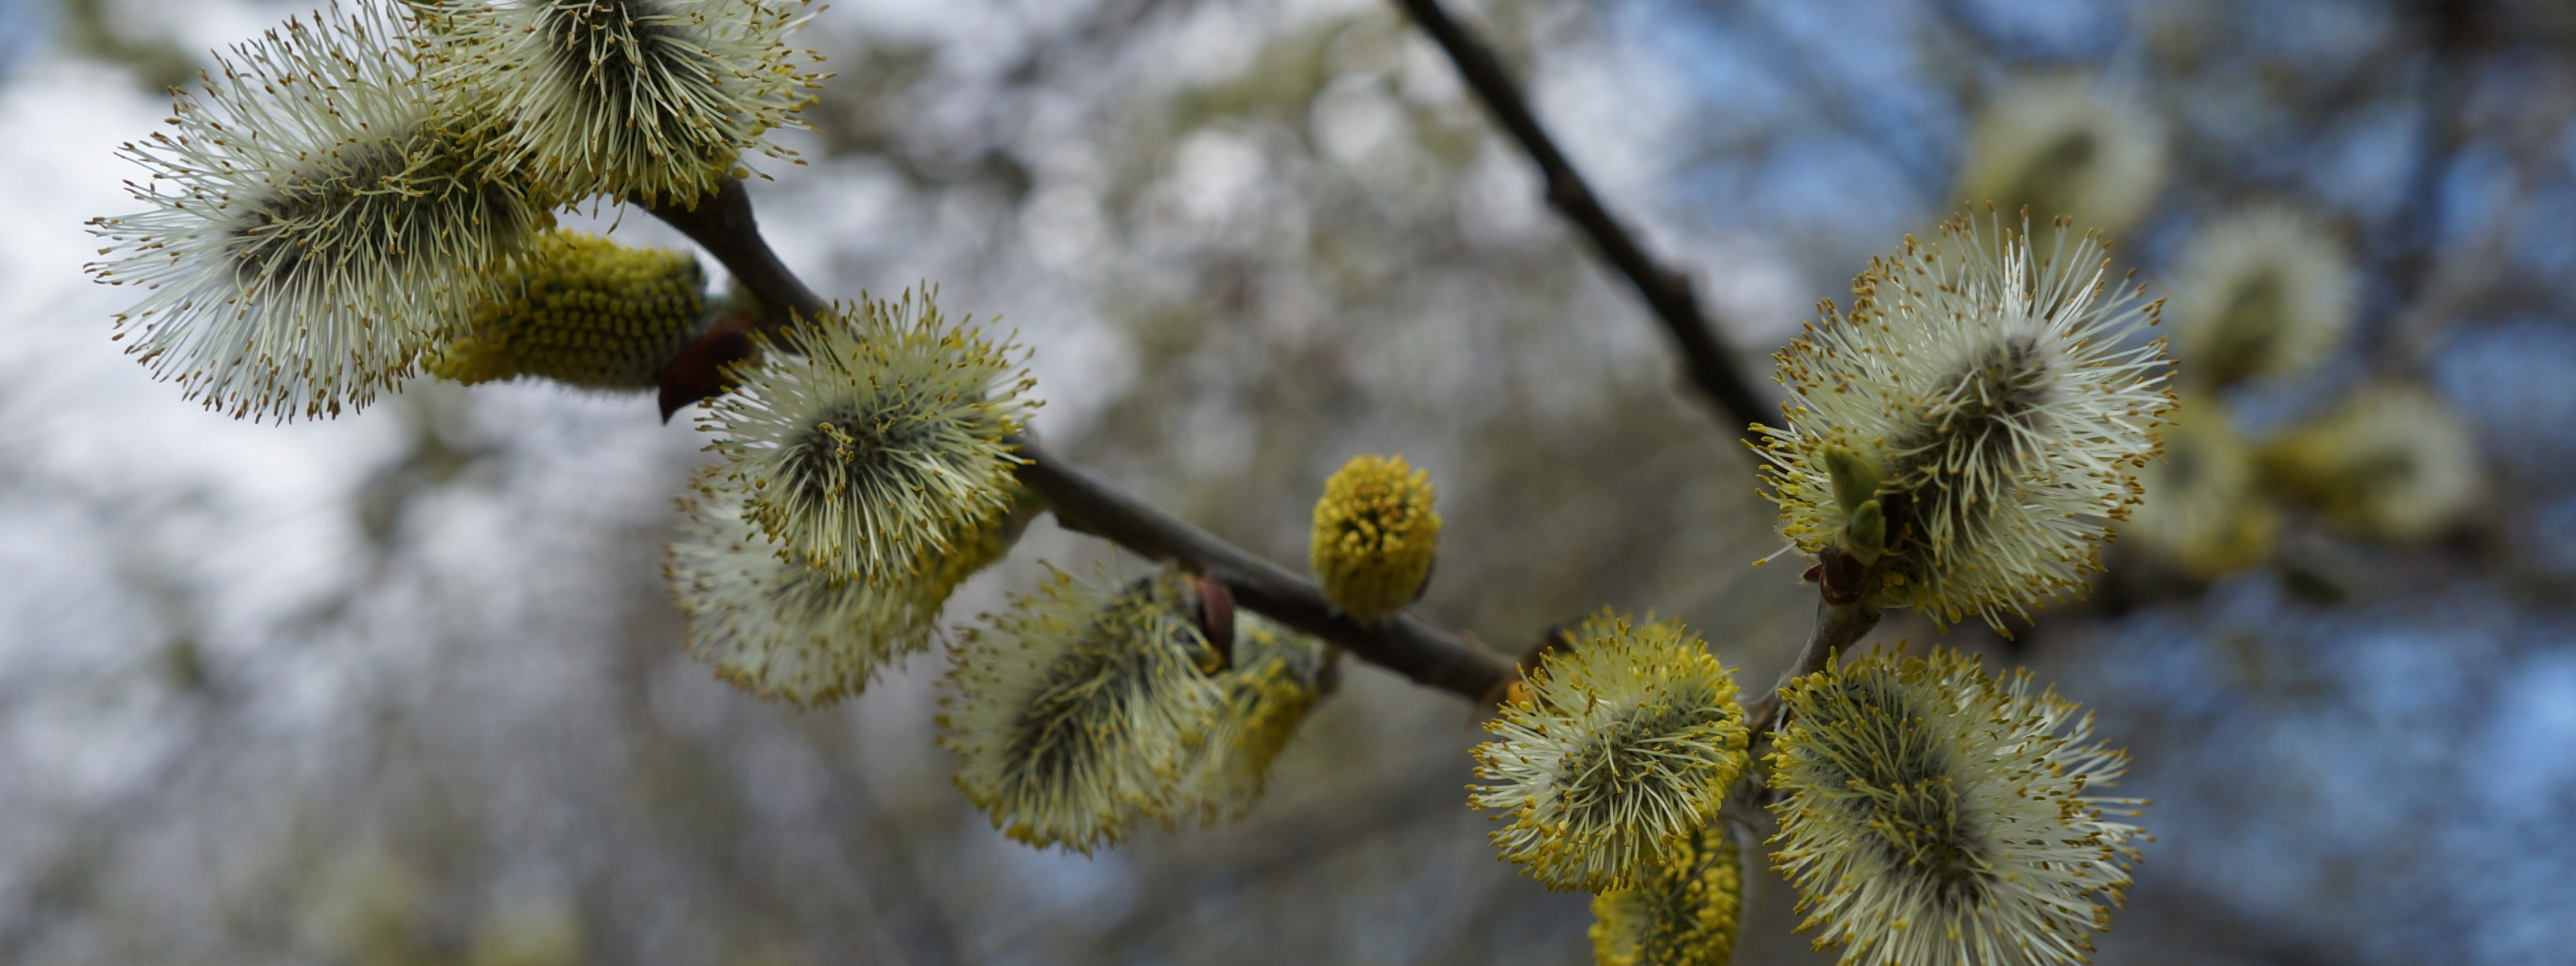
[1743,597,1882,750]
[648,180,1517,703]
[1389,0,1773,444]
[1015,439,1514,700]
[1716,596,1882,822]
[643,178,828,332]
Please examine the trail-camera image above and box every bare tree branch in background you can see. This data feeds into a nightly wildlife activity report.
[1389,0,1778,445]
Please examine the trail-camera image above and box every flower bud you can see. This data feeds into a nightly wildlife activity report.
[1842,497,1889,567]
[1823,446,1881,517]
[1310,455,1442,620]
[428,231,706,390]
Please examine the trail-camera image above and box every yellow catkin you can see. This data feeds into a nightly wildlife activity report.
[1590,826,1743,966]
[1471,612,1748,892]
[427,230,704,390]
[1309,455,1441,620]
[1174,615,1332,823]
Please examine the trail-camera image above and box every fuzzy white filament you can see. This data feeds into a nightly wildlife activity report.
[1769,648,2145,966]
[87,2,552,421]
[1759,212,2172,629]
[939,567,1225,852]
[666,471,1008,708]
[426,0,825,204]
[1470,613,1748,892]
[704,291,1036,586]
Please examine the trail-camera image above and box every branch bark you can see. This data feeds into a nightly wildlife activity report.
[1743,597,1882,751]
[643,179,828,333]
[1015,437,1514,700]
[650,180,1517,703]
[1389,0,1775,444]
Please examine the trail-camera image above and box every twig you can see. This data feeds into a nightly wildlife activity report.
[1742,597,1882,751]
[643,179,828,334]
[2356,7,2476,374]
[1717,596,1880,823]
[1018,438,1515,700]
[1389,0,1774,444]
[649,180,1517,703]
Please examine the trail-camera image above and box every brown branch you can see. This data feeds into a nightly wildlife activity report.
[648,180,1517,703]
[1016,438,1514,700]
[1719,595,1881,823]
[1389,0,1774,444]
[1743,597,1882,752]
[643,179,828,333]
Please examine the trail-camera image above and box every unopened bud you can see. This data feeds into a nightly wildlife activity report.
[1843,497,1887,566]
[1823,447,1882,516]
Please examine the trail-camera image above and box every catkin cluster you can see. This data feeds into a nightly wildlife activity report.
[667,291,1037,704]
[2124,208,2479,573]
[87,0,822,420]
[77,11,2204,966]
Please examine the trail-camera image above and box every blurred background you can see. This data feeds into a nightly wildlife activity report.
[2,0,2574,962]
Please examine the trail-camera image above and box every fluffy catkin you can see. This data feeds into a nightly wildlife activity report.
[1757,211,2171,630]
[1590,826,1744,966]
[702,291,1037,585]
[421,0,827,204]
[939,567,1225,852]
[87,2,552,421]
[1769,647,2145,966]
[1471,612,1748,892]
